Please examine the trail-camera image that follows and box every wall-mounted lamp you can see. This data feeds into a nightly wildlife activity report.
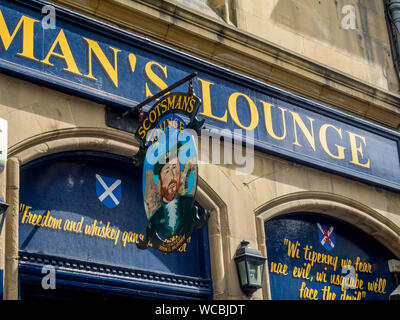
[388,259,400,300]
[234,240,266,296]
[0,195,8,235]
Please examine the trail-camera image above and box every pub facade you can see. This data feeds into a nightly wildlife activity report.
[0,0,399,300]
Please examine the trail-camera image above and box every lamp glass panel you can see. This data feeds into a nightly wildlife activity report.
[237,260,248,286]
[247,260,263,285]
[0,212,5,234]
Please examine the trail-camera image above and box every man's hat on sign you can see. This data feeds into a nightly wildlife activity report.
[153,140,184,177]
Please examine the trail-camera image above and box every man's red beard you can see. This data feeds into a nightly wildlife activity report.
[161,179,180,202]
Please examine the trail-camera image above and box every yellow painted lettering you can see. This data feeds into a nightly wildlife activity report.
[21,205,32,224]
[167,95,176,110]
[228,92,259,130]
[197,78,227,122]
[270,261,288,276]
[347,131,370,168]
[144,61,168,97]
[291,111,316,151]
[41,29,82,75]
[82,37,121,87]
[261,101,287,140]
[0,10,39,61]
[143,117,150,131]
[319,123,346,159]
[299,281,318,300]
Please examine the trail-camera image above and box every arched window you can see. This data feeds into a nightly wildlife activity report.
[18,151,212,300]
[265,212,396,300]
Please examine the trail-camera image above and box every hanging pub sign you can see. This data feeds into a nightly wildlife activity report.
[133,91,210,253]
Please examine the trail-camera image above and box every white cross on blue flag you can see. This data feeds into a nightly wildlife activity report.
[95,174,122,209]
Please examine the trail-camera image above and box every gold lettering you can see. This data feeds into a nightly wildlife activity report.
[142,117,150,131]
[270,261,288,276]
[299,281,318,300]
[148,109,157,124]
[21,205,32,224]
[367,278,386,294]
[291,112,316,151]
[319,124,346,159]
[228,92,259,130]
[197,78,227,122]
[82,37,120,87]
[354,256,372,273]
[261,101,287,140]
[138,126,146,140]
[144,61,168,98]
[128,53,136,72]
[175,95,182,109]
[0,10,39,61]
[41,29,82,75]
[182,96,190,112]
[347,131,370,168]
[167,95,176,110]
[187,97,195,113]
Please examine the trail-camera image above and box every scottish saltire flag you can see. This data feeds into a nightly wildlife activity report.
[95,174,121,209]
[317,223,335,251]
